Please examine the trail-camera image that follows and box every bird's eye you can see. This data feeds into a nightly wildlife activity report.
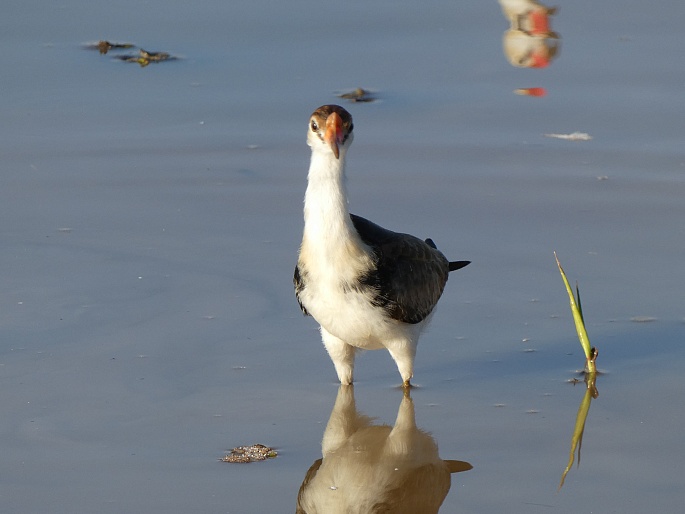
[310,120,318,132]
[348,123,354,133]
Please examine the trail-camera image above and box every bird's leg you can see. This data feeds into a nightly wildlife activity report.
[385,341,417,389]
[321,328,356,385]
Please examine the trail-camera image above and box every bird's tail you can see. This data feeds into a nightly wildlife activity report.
[449,260,470,272]
[425,238,470,272]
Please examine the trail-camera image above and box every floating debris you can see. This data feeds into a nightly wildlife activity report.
[114,49,177,67]
[113,55,160,67]
[139,48,171,62]
[85,41,178,67]
[84,40,135,54]
[514,87,547,97]
[338,87,376,103]
[220,444,277,463]
[544,132,593,141]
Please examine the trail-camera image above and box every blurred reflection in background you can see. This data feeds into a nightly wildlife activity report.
[498,0,560,68]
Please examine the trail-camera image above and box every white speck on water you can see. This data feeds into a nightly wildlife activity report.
[631,316,657,323]
[544,132,593,141]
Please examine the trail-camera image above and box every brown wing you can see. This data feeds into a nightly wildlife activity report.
[351,214,450,324]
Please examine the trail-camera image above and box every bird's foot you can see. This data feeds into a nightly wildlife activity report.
[339,376,354,386]
[401,379,420,400]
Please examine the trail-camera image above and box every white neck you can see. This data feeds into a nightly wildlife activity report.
[304,149,351,234]
[301,148,370,275]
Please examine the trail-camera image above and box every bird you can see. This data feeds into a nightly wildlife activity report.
[294,105,469,387]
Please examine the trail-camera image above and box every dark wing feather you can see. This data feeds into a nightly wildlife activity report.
[351,214,450,324]
[449,260,470,271]
[293,265,309,315]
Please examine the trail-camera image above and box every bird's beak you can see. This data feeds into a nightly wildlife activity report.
[324,111,344,159]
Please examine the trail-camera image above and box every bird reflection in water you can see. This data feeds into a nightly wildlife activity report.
[498,0,560,68]
[296,386,472,513]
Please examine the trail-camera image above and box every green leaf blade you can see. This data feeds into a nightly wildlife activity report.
[554,252,594,369]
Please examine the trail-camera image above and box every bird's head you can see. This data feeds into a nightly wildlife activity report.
[307,105,354,160]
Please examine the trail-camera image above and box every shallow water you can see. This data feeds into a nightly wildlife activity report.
[2,0,684,512]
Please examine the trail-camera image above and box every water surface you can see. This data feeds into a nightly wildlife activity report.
[2,1,684,512]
